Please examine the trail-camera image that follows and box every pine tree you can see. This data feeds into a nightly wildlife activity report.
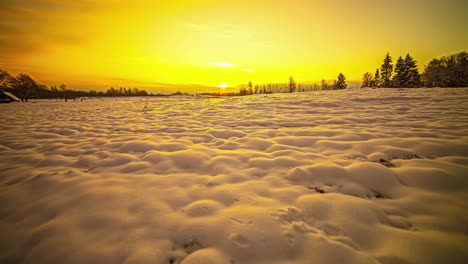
[404,53,421,87]
[374,69,381,87]
[380,52,393,87]
[392,56,407,88]
[455,52,467,87]
[335,73,347,89]
[421,52,468,87]
[422,58,444,87]
[445,56,458,87]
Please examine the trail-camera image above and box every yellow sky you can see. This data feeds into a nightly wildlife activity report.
[0,0,467,91]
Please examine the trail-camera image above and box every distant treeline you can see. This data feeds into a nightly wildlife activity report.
[236,73,347,96]
[0,70,153,101]
[104,87,148,97]
[0,69,348,100]
[2,51,465,101]
[362,51,467,88]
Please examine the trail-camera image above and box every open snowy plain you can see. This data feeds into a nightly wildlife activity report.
[1,88,468,264]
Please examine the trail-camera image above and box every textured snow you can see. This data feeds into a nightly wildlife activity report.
[1,88,468,264]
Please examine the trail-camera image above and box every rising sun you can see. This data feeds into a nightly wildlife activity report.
[218,83,228,88]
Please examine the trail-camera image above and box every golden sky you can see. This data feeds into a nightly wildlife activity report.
[0,0,467,90]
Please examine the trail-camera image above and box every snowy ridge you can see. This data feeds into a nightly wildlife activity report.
[1,88,468,263]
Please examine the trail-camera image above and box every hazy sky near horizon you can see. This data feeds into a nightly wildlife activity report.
[0,0,467,90]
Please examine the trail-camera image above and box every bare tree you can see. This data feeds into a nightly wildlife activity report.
[0,70,14,89]
[288,76,296,93]
[13,74,38,101]
[59,84,67,101]
[361,72,374,87]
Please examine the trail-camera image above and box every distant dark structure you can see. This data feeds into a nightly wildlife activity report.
[1,91,20,103]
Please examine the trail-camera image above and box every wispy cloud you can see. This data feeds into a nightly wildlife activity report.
[206,61,256,73]
[207,62,235,67]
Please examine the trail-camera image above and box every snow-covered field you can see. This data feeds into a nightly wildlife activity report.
[1,88,468,264]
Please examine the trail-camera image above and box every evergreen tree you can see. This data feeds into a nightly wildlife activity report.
[422,58,444,87]
[335,73,347,89]
[445,56,458,87]
[404,53,421,87]
[373,69,381,87]
[392,56,407,88]
[422,51,467,87]
[380,52,393,87]
[455,52,468,87]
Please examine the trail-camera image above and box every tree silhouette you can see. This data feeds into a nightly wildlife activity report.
[361,72,374,87]
[454,52,468,87]
[373,69,381,87]
[59,84,67,100]
[392,56,407,88]
[366,53,422,88]
[13,74,38,101]
[422,52,468,87]
[321,79,328,90]
[0,70,14,89]
[423,58,445,87]
[335,73,347,89]
[380,52,393,87]
[288,76,296,93]
[404,53,421,87]
[248,81,253,94]
[422,51,467,87]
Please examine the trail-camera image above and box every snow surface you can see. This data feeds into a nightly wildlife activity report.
[1,88,468,264]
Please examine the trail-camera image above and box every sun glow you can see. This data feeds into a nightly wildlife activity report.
[208,62,234,67]
[218,83,228,89]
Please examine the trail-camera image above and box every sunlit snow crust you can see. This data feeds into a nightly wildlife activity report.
[1,88,468,264]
